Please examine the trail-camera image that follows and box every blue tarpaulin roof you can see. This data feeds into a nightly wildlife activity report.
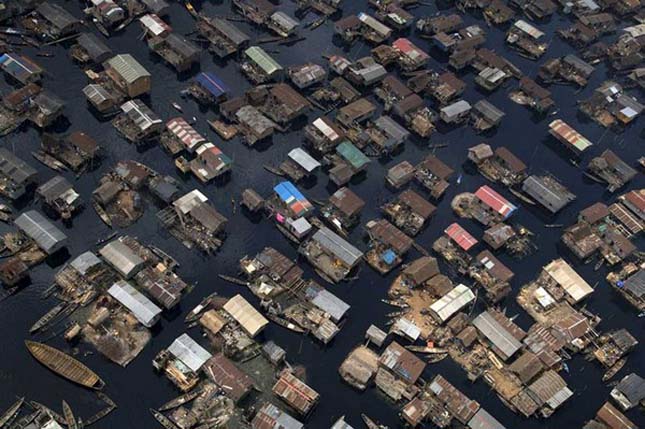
[382,249,397,265]
[274,181,305,203]
[195,72,229,98]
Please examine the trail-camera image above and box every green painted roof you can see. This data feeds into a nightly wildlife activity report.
[244,46,282,75]
[336,141,370,170]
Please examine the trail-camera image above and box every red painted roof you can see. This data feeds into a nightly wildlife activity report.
[474,185,517,219]
[392,38,429,61]
[445,223,478,251]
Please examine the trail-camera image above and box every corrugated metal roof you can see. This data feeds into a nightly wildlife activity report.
[15,210,67,254]
[245,46,282,75]
[441,100,472,118]
[105,54,150,84]
[305,284,350,322]
[0,53,43,83]
[392,38,428,61]
[223,294,268,337]
[99,239,144,279]
[173,189,208,214]
[468,408,506,429]
[472,311,522,360]
[374,115,410,144]
[336,141,370,170]
[271,11,299,30]
[37,175,73,201]
[76,33,112,62]
[36,3,78,31]
[212,18,250,46]
[166,117,206,150]
[543,259,593,303]
[288,148,320,173]
[445,223,478,251]
[312,227,363,267]
[0,147,38,185]
[139,14,172,37]
[522,175,575,214]
[121,99,161,131]
[549,119,592,152]
[83,83,113,105]
[70,251,102,275]
[312,117,341,141]
[252,402,303,429]
[430,284,475,322]
[195,72,229,98]
[167,333,212,372]
[475,185,516,219]
[473,100,505,122]
[357,12,392,37]
[108,280,161,327]
[621,269,644,299]
[514,19,544,38]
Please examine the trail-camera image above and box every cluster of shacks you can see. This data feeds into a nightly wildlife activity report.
[0,0,643,428]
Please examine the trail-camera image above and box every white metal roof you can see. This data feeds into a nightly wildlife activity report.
[393,318,421,341]
[173,189,208,214]
[357,12,392,37]
[288,148,321,173]
[514,20,544,39]
[430,284,475,322]
[108,280,161,327]
[313,117,340,141]
[544,259,593,303]
[167,333,212,372]
[139,13,171,37]
[534,286,556,308]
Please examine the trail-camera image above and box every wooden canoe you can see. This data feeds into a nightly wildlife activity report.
[62,401,78,429]
[0,397,23,428]
[25,341,104,390]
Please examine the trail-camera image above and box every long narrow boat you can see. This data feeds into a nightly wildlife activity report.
[0,397,23,428]
[62,401,78,429]
[602,357,626,382]
[10,410,40,429]
[405,345,448,354]
[96,392,115,408]
[266,314,307,334]
[25,341,105,390]
[217,274,248,286]
[31,150,67,172]
[84,404,115,426]
[91,201,112,228]
[30,302,67,333]
[158,388,202,412]
[361,414,389,429]
[427,353,448,363]
[150,409,180,429]
[29,401,65,425]
[508,188,536,205]
[184,293,218,323]
[0,287,18,303]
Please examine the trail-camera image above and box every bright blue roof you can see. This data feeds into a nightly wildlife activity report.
[382,249,397,265]
[274,181,305,203]
[195,72,229,98]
